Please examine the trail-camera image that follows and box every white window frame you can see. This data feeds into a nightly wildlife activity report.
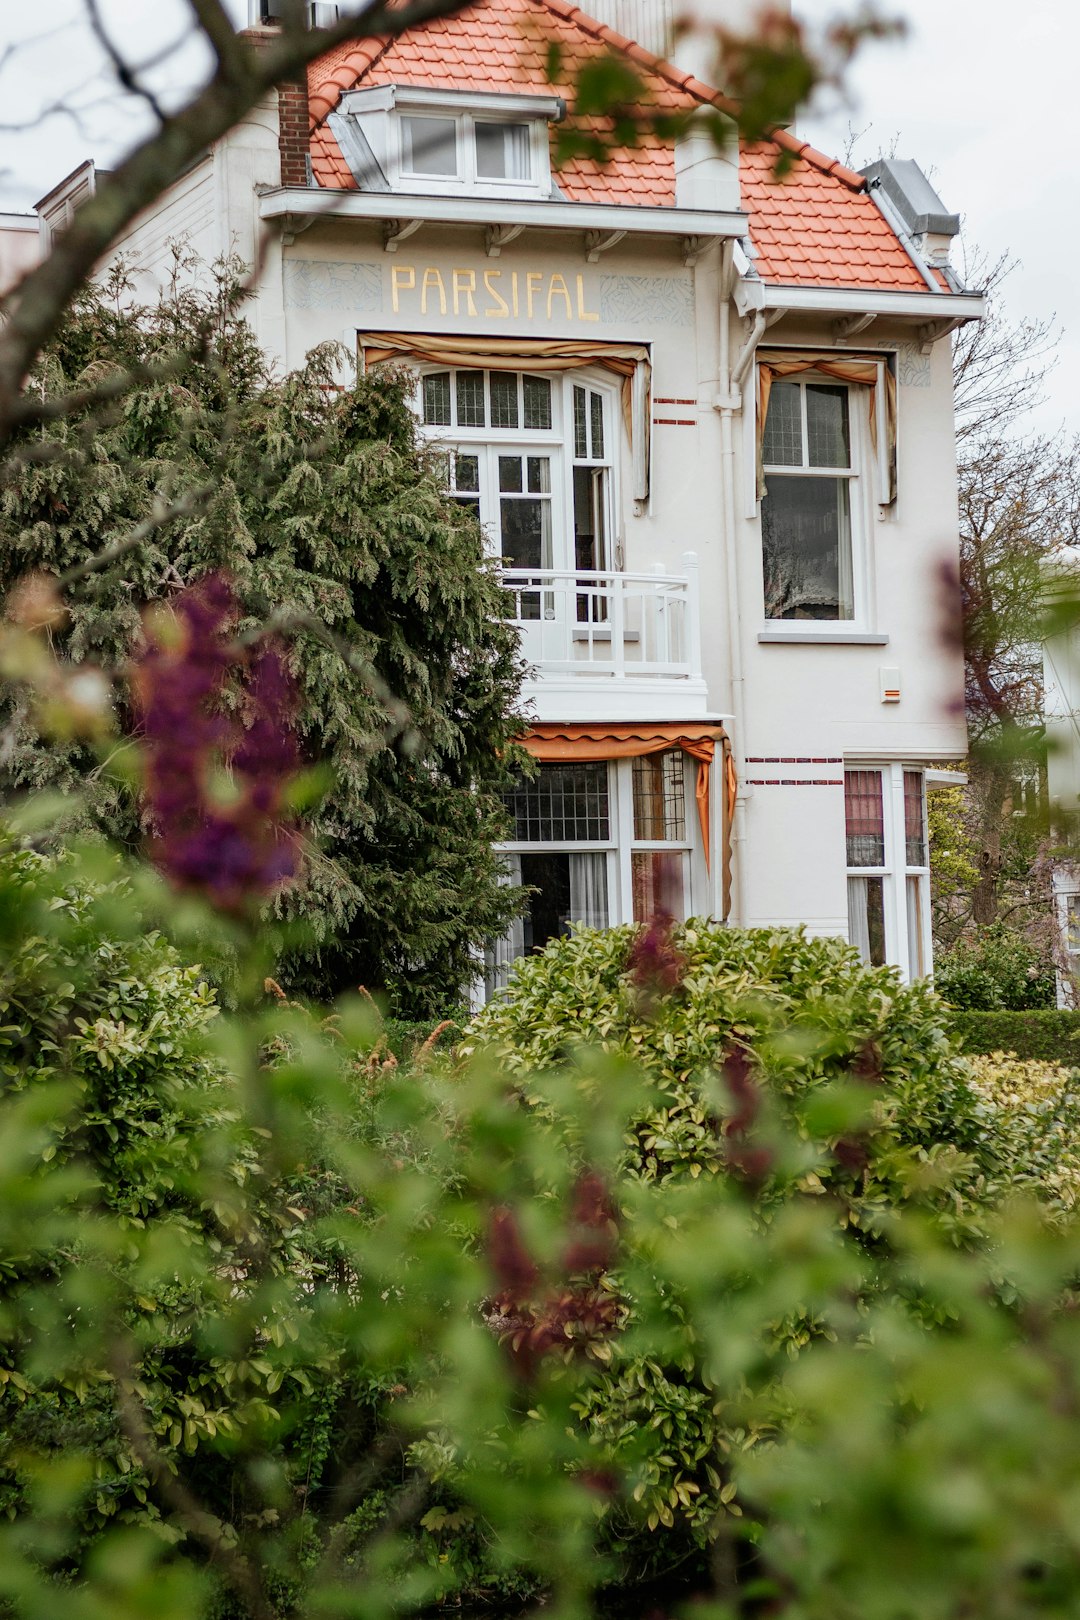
[396,110,548,196]
[338,86,559,200]
[760,373,877,633]
[417,367,620,581]
[488,754,705,991]
[845,763,931,982]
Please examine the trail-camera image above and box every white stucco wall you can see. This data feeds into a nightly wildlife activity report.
[733,327,966,934]
[92,103,968,951]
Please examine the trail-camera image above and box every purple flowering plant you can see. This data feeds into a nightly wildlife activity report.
[132,572,302,913]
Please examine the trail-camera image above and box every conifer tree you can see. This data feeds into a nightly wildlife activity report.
[0,261,525,1015]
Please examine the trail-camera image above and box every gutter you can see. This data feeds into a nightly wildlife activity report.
[732,277,985,322]
[258,184,748,246]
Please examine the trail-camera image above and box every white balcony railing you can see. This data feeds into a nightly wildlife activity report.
[501,551,703,685]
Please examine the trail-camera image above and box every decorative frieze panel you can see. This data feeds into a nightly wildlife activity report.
[599,274,693,326]
[896,341,932,387]
[283,259,382,312]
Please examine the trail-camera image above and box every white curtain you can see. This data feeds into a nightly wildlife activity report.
[485,854,526,995]
[906,876,925,980]
[569,852,609,929]
[837,483,855,618]
[847,876,871,964]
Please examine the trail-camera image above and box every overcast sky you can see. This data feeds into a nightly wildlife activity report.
[0,0,1073,440]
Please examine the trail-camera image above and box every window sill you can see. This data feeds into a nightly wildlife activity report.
[757,629,889,646]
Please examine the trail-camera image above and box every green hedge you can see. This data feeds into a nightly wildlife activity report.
[949,1009,1080,1065]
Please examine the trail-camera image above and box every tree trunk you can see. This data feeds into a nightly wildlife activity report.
[972,764,1010,925]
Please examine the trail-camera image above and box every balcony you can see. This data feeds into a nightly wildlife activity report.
[502,551,709,721]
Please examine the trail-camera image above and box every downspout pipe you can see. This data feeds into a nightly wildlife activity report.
[732,310,767,392]
[716,247,755,926]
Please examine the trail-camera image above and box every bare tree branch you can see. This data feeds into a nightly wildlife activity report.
[84,0,168,125]
[0,0,475,445]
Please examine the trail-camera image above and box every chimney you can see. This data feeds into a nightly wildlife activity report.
[237,17,311,187]
[671,0,792,86]
[278,70,312,188]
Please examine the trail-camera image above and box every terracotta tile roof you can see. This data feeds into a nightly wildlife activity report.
[305,0,936,294]
[739,138,931,292]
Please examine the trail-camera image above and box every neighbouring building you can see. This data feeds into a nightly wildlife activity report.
[0,210,40,295]
[33,0,980,993]
[1043,551,1080,1001]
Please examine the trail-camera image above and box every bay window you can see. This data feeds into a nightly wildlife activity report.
[845,765,930,981]
[486,751,696,994]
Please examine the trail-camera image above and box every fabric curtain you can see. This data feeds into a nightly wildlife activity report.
[521,722,727,873]
[569,852,609,929]
[847,876,871,965]
[358,332,652,501]
[486,853,525,994]
[756,349,897,504]
[722,738,738,923]
[906,875,925,980]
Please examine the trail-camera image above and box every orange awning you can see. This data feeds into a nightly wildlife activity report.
[521,722,728,875]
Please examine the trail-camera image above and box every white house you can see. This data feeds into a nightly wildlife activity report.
[33,0,980,990]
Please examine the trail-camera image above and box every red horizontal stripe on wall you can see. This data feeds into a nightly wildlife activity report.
[745,757,843,764]
[652,418,696,426]
[746,779,844,786]
[654,397,697,405]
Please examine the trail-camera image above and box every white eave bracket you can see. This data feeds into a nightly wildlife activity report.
[485,223,526,258]
[915,315,965,353]
[282,213,317,246]
[832,311,876,342]
[383,218,424,253]
[584,228,626,262]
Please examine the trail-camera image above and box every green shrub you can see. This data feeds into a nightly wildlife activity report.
[950,1008,1080,1064]
[459,921,1011,1555]
[964,1052,1080,1214]
[0,844,560,1613]
[934,923,1056,1009]
[465,921,992,1228]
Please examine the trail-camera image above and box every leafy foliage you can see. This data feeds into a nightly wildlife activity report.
[458,920,1054,1555]
[934,921,1057,1010]
[964,1051,1080,1215]
[464,920,990,1216]
[0,264,526,1015]
[9,854,1080,1616]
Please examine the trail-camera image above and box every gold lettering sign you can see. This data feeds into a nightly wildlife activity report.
[390,265,599,323]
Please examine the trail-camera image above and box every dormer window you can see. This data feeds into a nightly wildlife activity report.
[332,87,561,199]
[400,116,457,178]
[399,114,533,184]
